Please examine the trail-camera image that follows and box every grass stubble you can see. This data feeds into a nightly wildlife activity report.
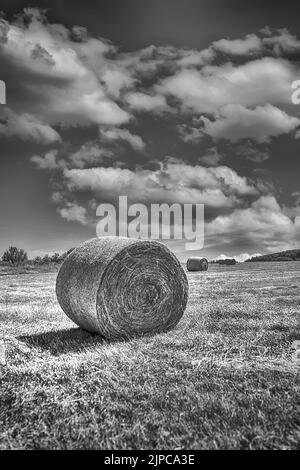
[0,261,299,449]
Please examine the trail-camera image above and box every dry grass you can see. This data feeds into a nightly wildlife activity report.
[0,261,299,449]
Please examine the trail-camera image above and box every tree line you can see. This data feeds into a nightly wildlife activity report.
[246,249,300,262]
[1,246,75,266]
[210,258,237,265]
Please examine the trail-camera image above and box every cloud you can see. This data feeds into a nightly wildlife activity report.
[0,9,131,133]
[68,143,111,169]
[58,161,300,257]
[178,123,203,143]
[31,149,61,169]
[291,192,300,205]
[0,109,61,144]
[198,148,223,166]
[2,10,300,256]
[212,34,262,56]
[31,143,114,170]
[158,57,298,115]
[236,143,270,163]
[125,92,169,112]
[101,67,136,99]
[263,28,300,54]
[30,44,55,66]
[176,48,215,67]
[63,162,257,209]
[0,19,9,44]
[201,104,300,143]
[206,195,300,252]
[70,25,89,43]
[57,202,87,225]
[99,127,145,151]
[214,252,262,262]
[117,44,213,80]
[2,10,300,147]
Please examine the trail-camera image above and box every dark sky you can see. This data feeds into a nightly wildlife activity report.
[0,0,300,260]
[2,0,300,50]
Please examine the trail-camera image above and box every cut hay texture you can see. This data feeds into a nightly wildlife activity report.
[186,257,209,272]
[56,237,189,340]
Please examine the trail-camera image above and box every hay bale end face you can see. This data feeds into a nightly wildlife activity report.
[56,237,189,340]
[187,257,209,272]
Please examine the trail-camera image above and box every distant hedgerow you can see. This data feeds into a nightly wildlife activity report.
[2,246,28,266]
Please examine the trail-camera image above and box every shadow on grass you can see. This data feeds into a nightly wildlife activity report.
[18,328,109,355]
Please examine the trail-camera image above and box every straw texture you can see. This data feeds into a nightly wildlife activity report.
[56,237,188,339]
[187,257,209,272]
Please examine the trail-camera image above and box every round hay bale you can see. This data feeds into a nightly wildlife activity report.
[56,237,188,340]
[186,257,208,272]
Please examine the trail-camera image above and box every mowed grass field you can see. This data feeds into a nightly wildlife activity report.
[0,262,299,450]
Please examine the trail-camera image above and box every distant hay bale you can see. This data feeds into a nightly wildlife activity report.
[186,257,208,272]
[56,237,189,340]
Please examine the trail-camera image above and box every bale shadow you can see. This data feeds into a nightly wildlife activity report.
[18,328,110,355]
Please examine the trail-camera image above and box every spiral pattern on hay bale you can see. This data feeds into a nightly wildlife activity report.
[186,257,209,272]
[56,237,188,340]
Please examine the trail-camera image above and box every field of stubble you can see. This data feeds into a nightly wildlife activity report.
[0,261,299,450]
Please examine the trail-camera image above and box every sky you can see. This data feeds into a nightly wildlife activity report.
[0,0,300,261]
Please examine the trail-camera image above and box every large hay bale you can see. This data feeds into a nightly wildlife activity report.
[186,257,208,272]
[56,237,188,340]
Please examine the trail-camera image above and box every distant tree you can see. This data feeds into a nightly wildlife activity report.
[33,256,43,265]
[218,258,236,266]
[2,247,28,265]
[247,249,300,262]
[51,253,60,263]
[42,254,51,264]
